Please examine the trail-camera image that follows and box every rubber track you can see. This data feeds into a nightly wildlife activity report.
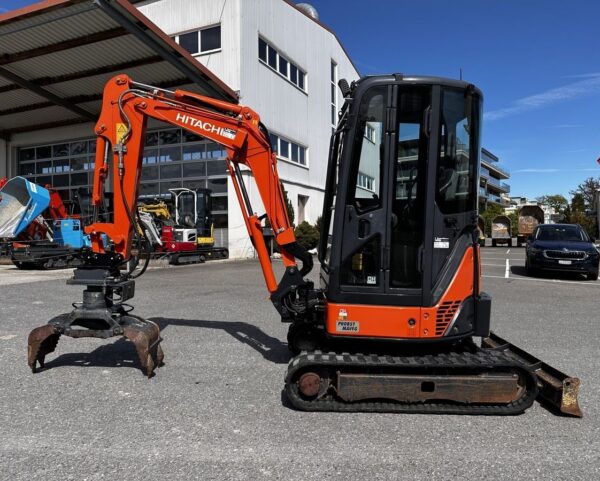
[285,349,539,415]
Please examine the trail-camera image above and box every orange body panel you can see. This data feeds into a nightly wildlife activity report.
[326,247,476,339]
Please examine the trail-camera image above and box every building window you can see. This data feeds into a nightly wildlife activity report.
[269,132,308,167]
[16,139,97,202]
[330,60,338,127]
[258,37,307,92]
[357,172,375,192]
[16,129,230,229]
[172,25,221,55]
[364,124,376,143]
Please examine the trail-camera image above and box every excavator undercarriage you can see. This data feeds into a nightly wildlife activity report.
[284,332,581,416]
[286,347,538,414]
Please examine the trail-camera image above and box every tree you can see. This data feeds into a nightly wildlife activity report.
[567,210,597,238]
[263,186,295,229]
[314,215,322,235]
[569,177,600,209]
[480,203,504,236]
[566,192,598,238]
[571,193,585,213]
[508,212,518,236]
[282,187,295,227]
[536,194,568,214]
[294,221,320,250]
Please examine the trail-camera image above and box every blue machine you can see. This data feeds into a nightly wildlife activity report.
[52,219,91,249]
[0,176,50,238]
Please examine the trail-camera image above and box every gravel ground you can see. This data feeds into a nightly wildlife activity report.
[0,249,598,481]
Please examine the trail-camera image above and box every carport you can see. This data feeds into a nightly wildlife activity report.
[0,0,237,175]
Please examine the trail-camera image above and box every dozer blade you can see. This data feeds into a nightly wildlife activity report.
[482,332,582,418]
[27,324,61,373]
[122,315,164,378]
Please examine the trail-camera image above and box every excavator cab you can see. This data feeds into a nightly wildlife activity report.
[319,75,488,341]
[170,187,214,246]
[195,188,213,241]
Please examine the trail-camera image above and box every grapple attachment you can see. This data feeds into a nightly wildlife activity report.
[27,324,60,372]
[27,269,164,378]
[27,313,164,377]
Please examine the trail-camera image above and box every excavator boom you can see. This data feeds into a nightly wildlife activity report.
[27,75,313,377]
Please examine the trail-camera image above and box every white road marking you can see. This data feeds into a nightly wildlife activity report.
[482,263,506,267]
[506,249,511,254]
[483,274,600,287]
[505,259,510,278]
[0,335,16,340]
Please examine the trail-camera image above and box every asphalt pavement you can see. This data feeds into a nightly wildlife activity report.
[0,252,598,481]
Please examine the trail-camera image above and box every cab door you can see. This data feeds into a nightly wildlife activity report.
[335,83,435,307]
[385,85,434,306]
[337,84,391,298]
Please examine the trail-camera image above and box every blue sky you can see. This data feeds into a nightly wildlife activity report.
[2,0,599,199]
[307,0,600,200]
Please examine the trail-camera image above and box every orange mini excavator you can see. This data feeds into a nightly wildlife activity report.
[27,74,581,416]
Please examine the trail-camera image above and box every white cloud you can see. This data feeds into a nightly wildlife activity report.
[513,168,599,174]
[564,72,600,79]
[485,74,600,121]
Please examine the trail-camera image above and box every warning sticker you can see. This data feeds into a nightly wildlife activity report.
[434,237,450,249]
[221,128,237,140]
[336,320,359,333]
[116,123,128,143]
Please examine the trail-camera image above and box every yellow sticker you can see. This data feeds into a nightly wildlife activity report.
[116,123,128,143]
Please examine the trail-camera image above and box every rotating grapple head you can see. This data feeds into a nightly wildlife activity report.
[27,269,164,377]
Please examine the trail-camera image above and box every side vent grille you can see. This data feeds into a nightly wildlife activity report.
[435,300,462,336]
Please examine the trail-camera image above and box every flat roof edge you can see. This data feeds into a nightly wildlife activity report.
[105,0,238,103]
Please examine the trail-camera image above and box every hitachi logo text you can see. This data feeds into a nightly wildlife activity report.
[175,113,236,139]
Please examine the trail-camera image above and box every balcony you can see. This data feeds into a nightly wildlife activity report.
[481,148,499,164]
[488,193,504,204]
[486,176,511,193]
[482,160,509,179]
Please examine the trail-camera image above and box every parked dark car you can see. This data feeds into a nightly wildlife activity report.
[526,224,599,280]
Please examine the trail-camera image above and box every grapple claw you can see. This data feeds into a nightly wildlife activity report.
[27,274,164,378]
[122,316,164,378]
[27,325,61,373]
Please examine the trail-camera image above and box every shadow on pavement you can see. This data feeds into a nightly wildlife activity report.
[42,318,291,374]
[151,317,291,364]
[44,338,142,372]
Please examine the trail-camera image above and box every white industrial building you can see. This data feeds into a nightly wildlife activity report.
[0,0,359,259]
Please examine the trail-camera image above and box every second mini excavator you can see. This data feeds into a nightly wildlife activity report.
[26,74,581,416]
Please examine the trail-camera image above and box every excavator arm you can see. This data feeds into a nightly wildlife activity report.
[87,75,312,312]
[27,74,316,376]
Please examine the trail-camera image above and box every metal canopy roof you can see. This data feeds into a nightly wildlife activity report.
[0,0,238,139]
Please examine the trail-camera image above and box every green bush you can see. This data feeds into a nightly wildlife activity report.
[314,215,322,234]
[294,221,320,250]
